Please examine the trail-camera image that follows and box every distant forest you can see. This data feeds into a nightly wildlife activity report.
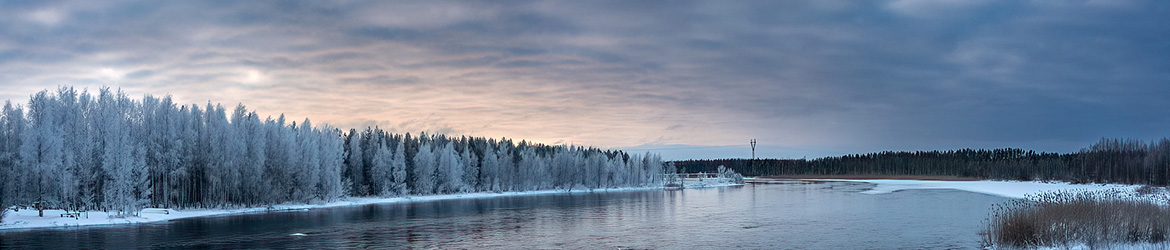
[674,138,1170,185]
[0,87,665,216]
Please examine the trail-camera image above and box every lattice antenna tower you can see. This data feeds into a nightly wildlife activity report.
[750,139,757,159]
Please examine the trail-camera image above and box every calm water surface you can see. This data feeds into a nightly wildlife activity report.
[1,181,1009,249]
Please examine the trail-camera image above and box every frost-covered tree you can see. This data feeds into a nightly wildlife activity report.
[235,107,266,206]
[0,86,668,214]
[96,89,149,216]
[436,142,464,194]
[605,155,624,188]
[498,143,517,191]
[460,143,478,193]
[552,148,575,190]
[316,125,346,201]
[370,139,394,197]
[627,154,644,187]
[0,101,24,213]
[519,147,547,191]
[345,130,365,196]
[297,119,322,203]
[203,103,237,207]
[664,162,679,186]
[143,95,181,208]
[643,153,663,187]
[21,91,65,217]
[54,87,83,212]
[173,104,202,208]
[360,128,380,195]
[716,165,745,184]
[480,144,499,192]
[584,152,605,190]
[261,116,286,204]
[390,139,408,196]
[412,141,436,194]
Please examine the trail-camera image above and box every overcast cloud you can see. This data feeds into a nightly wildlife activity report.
[1,0,1167,160]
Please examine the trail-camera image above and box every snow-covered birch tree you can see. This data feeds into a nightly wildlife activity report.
[0,86,666,213]
[436,142,464,194]
[412,141,436,195]
[390,139,408,196]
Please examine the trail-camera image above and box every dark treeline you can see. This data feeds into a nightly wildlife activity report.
[675,138,1170,185]
[0,87,664,217]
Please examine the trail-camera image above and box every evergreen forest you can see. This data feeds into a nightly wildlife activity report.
[676,138,1170,185]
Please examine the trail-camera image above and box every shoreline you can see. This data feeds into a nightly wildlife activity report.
[8,177,1121,231]
[809,178,1137,199]
[2,179,747,232]
[0,187,668,231]
[762,175,985,181]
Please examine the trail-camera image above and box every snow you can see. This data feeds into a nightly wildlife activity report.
[1018,242,1170,250]
[822,179,1137,199]
[0,187,661,231]
[680,177,744,189]
[1,208,230,230]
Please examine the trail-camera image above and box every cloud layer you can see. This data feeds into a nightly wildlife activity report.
[1,0,1167,159]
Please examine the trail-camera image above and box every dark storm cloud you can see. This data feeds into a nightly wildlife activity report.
[0,0,1167,159]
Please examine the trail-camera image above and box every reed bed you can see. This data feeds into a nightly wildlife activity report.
[984,187,1170,248]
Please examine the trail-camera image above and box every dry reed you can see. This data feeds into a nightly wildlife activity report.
[984,187,1170,248]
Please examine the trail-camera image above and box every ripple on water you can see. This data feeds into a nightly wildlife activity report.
[1,183,1009,249]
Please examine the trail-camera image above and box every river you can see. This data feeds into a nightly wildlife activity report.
[0,180,1009,249]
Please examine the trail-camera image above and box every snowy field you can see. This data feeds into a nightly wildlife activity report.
[820,179,1138,199]
[0,187,664,231]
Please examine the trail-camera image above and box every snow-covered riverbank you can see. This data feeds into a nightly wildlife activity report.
[0,187,663,231]
[821,179,1138,199]
[679,177,745,189]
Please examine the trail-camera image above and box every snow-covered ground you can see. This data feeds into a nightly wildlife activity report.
[1027,242,1170,250]
[679,177,744,189]
[0,187,661,231]
[820,179,1137,199]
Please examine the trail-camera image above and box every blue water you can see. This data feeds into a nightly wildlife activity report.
[0,180,1009,249]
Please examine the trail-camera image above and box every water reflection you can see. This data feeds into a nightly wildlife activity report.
[1,181,1007,249]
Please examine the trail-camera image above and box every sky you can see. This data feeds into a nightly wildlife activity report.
[0,0,1167,160]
